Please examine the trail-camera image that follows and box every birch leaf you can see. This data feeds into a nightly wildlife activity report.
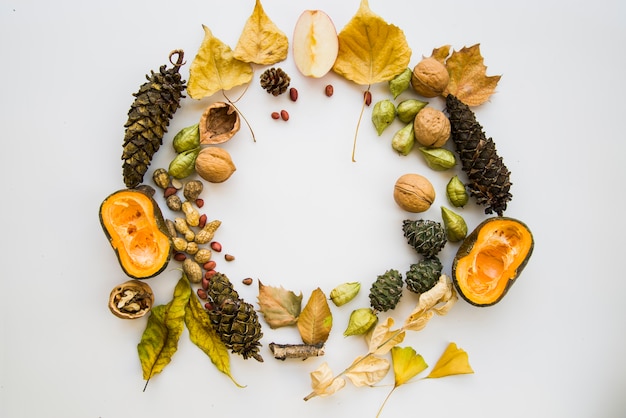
[367,317,405,356]
[443,44,501,106]
[257,281,302,329]
[332,0,411,85]
[297,288,332,345]
[427,342,474,378]
[344,355,390,387]
[185,289,242,387]
[308,362,346,398]
[137,277,191,386]
[188,25,254,99]
[233,0,288,65]
[391,346,428,386]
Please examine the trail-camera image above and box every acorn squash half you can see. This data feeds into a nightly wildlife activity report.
[99,188,171,279]
[452,217,533,307]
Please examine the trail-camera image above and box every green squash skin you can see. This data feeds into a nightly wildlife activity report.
[451,217,534,307]
[99,187,172,279]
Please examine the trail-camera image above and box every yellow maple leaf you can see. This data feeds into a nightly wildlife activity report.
[332,0,411,85]
[187,25,254,99]
[443,44,501,106]
[233,0,288,65]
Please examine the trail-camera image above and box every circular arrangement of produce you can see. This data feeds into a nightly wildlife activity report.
[98,0,534,414]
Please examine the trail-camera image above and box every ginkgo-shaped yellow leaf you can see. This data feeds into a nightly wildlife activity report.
[427,342,474,378]
[391,346,428,386]
[297,288,332,345]
[332,0,411,85]
[187,25,254,99]
[344,355,390,387]
[233,0,288,65]
[443,44,501,106]
[257,281,302,329]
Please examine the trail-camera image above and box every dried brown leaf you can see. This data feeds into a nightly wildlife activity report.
[257,281,302,329]
[297,288,332,345]
[443,44,501,106]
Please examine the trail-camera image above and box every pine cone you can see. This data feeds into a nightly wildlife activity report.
[369,269,403,312]
[445,94,512,216]
[405,257,443,294]
[259,67,290,96]
[206,273,264,362]
[122,50,186,188]
[402,219,447,258]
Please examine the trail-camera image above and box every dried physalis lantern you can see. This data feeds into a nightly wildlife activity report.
[108,280,155,319]
[199,101,241,144]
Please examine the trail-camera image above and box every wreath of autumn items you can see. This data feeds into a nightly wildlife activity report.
[99,0,534,414]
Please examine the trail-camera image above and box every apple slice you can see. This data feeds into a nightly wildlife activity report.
[293,10,338,78]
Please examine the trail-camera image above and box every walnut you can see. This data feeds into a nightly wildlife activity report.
[195,147,236,183]
[393,173,435,213]
[199,102,241,145]
[410,57,449,98]
[108,280,154,319]
[413,107,451,148]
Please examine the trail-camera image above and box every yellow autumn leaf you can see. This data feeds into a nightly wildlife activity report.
[404,275,457,331]
[233,0,288,65]
[297,288,332,345]
[443,44,501,106]
[431,45,451,64]
[306,362,346,399]
[187,25,254,99]
[367,317,405,355]
[427,342,474,378]
[391,346,428,386]
[344,355,390,387]
[332,0,411,85]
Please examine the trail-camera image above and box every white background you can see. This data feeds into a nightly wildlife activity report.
[1,1,625,417]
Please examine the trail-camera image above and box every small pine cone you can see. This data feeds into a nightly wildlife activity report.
[369,269,404,312]
[260,67,290,96]
[405,257,443,294]
[122,51,186,188]
[445,94,512,216]
[402,219,447,258]
[205,272,240,307]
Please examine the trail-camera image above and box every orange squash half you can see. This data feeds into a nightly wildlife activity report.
[452,217,533,307]
[99,188,171,279]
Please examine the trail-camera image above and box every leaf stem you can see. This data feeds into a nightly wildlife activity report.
[223,91,256,142]
[351,85,371,162]
[376,387,396,418]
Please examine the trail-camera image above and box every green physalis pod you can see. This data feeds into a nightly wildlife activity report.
[396,99,428,123]
[172,123,200,153]
[372,99,396,136]
[388,68,412,99]
[168,147,200,179]
[419,147,456,170]
[344,308,378,336]
[330,282,361,307]
[391,123,415,156]
[446,175,469,207]
[441,206,468,242]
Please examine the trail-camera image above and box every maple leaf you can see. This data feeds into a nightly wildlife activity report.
[442,44,501,106]
[297,288,332,345]
[257,281,302,329]
[187,25,254,99]
[233,0,288,65]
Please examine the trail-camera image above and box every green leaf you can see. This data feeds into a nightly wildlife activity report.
[185,289,243,387]
[137,277,191,388]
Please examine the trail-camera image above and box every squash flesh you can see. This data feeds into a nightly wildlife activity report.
[455,220,532,306]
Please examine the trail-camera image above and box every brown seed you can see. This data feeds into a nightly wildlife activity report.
[197,288,208,300]
[164,186,178,198]
[225,254,235,262]
[325,84,334,97]
[289,87,298,102]
[280,109,289,121]
[204,302,214,311]
[201,276,210,290]
[242,278,253,286]
[271,112,280,120]
[210,241,222,252]
[203,260,217,271]
[197,213,207,229]
[364,91,372,106]
[173,252,186,262]
[205,269,217,279]
[195,198,204,208]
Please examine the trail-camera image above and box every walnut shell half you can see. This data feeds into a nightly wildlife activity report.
[108,280,154,319]
[199,102,241,144]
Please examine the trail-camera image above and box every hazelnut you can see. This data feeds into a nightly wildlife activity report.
[195,147,236,183]
[199,102,241,145]
[393,173,435,213]
[413,107,451,148]
[410,57,449,98]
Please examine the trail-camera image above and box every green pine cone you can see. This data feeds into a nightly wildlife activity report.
[405,257,443,294]
[402,219,447,258]
[369,269,404,312]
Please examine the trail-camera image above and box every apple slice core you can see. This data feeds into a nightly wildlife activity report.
[293,10,339,78]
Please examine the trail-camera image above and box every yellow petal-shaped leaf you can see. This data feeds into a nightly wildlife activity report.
[332,0,411,85]
[443,44,501,106]
[233,0,288,65]
[427,342,474,378]
[391,346,428,387]
[367,317,405,355]
[344,355,390,387]
[257,281,302,329]
[188,25,254,99]
[297,288,332,345]
[308,362,346,398]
